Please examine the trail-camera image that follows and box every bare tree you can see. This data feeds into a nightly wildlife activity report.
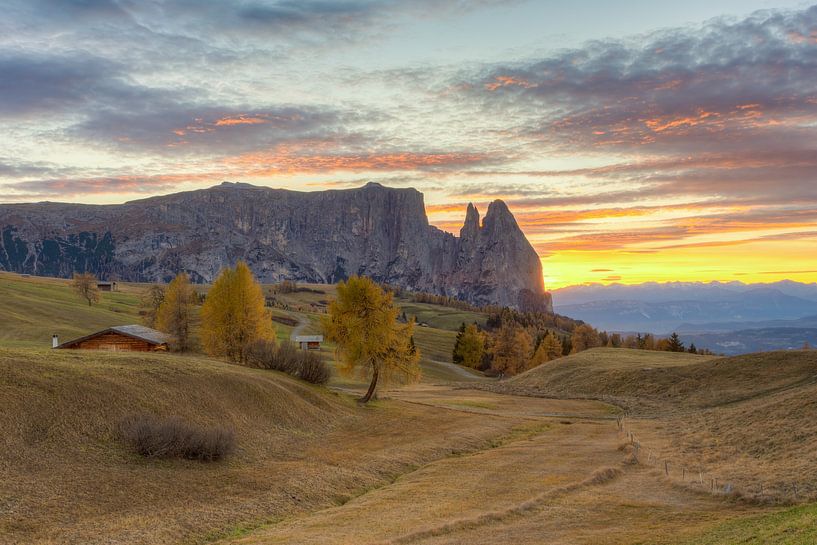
[72,272,100,306]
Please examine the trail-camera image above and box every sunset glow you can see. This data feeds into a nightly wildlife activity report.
[1,1,815,288]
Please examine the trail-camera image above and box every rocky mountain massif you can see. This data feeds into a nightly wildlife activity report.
[0,182,551,311]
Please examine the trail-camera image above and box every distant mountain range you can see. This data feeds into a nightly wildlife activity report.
[552,281,817,355]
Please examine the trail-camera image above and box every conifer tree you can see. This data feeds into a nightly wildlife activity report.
[323,275,420,403]
[156,272,197,352]
[201,261,276,362]
[667,332,685,352]
[453,323,485,368]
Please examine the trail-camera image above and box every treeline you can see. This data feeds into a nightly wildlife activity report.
[453,309,715,377]
[409,291,503,314]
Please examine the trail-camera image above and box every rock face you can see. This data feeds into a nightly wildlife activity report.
[0,182,551,311]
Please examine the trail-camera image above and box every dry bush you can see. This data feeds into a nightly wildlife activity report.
[117,414,235,461]
[243,339,331,384]
[297,350,331,385]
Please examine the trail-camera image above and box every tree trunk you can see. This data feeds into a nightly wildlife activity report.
[360,367,379,404]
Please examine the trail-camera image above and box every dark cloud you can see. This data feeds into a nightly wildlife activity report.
[471,6,817,150]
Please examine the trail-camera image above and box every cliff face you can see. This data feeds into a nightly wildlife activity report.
[0,182,551,311]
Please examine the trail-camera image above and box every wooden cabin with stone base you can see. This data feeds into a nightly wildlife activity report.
[54,325,169,352]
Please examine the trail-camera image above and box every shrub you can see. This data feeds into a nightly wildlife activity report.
[117,414,235,461]
[296,350,331,385]
[243,339,331,384]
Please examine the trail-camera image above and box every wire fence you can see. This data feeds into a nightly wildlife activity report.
[615,416,807,504]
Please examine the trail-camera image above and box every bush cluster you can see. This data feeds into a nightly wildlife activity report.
[244,340,331,385]
[117,414,235,461]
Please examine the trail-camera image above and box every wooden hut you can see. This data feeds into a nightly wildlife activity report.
[54,325,169,352]
[295,335,323,351]
[96,281,117,292]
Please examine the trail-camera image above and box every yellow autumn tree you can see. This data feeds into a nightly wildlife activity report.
[570,324,602,354]
[156,272,197,352]
[530,330,563,368]
[491,322,533,377]
[453,323,485,368]
[322,276,420,403]
[200,261,275,362]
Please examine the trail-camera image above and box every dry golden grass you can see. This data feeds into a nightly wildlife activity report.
[217,389,765,545]
[0,347,523,545]
[484,347,817,505]
[481,348,817,415]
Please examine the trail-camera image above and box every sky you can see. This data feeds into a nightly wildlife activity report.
[1,0,816,289]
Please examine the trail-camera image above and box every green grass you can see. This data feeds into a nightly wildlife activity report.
[0,272,142,347]
[0,273,477,386]
[395,301,486,331]
[670,504,817,545]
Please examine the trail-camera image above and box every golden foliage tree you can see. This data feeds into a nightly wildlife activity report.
[72,272,100,306]
[140,285,165,328]
[491,322,533,376]
[453,323,485,369]
[200,262,275,362]
[530,330,563,368]
[322,275,420,403]
[156,273,197,352]
[570,324,602,354]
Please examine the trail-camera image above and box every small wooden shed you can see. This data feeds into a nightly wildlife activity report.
[295,335,323,351]
[97,281,118,292]
[54,325,169,352]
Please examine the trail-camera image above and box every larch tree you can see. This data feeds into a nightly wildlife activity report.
[570,324,602,354]
[156,273,197,352]
[530,330,563,367]
[72,272,100,306]
[491,322,533,376]
[322,275,420,403]
[200,261,276,362]
[453,323,485,369]
[140,285,166,328]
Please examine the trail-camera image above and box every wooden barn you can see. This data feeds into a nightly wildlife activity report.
[54,325,169,352]
[96,281,118,292]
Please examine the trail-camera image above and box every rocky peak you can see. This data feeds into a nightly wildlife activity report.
[0,183,551,311]
[460,202,480,239]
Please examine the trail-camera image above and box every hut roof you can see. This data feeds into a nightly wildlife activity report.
[56,325,170,349]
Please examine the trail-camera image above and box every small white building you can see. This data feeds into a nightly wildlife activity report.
[295,335,323,350]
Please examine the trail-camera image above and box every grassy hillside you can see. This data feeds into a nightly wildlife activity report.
[0,272,143,347]
[487,347,817,414]
[0,347,514,544]
[0,272,481,383]
[673,504,817,545]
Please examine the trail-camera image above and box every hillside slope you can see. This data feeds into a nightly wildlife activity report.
[485,348,817,414]
[0,348,512,544]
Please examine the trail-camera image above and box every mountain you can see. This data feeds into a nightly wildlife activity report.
[0,182,551,311]
[552,280,817,306]
[681,328,817,356]
[676,314,817,334]
[554,287,817,333]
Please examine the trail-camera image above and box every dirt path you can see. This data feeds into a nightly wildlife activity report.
[220,387,762,545]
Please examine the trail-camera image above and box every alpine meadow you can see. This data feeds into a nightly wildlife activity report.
[1,2,817,544]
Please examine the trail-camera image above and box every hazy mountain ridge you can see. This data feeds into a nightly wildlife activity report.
[555,288,817,333]
[552,281,817,354]
[0,182,551,311]
[553,280,817,306]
